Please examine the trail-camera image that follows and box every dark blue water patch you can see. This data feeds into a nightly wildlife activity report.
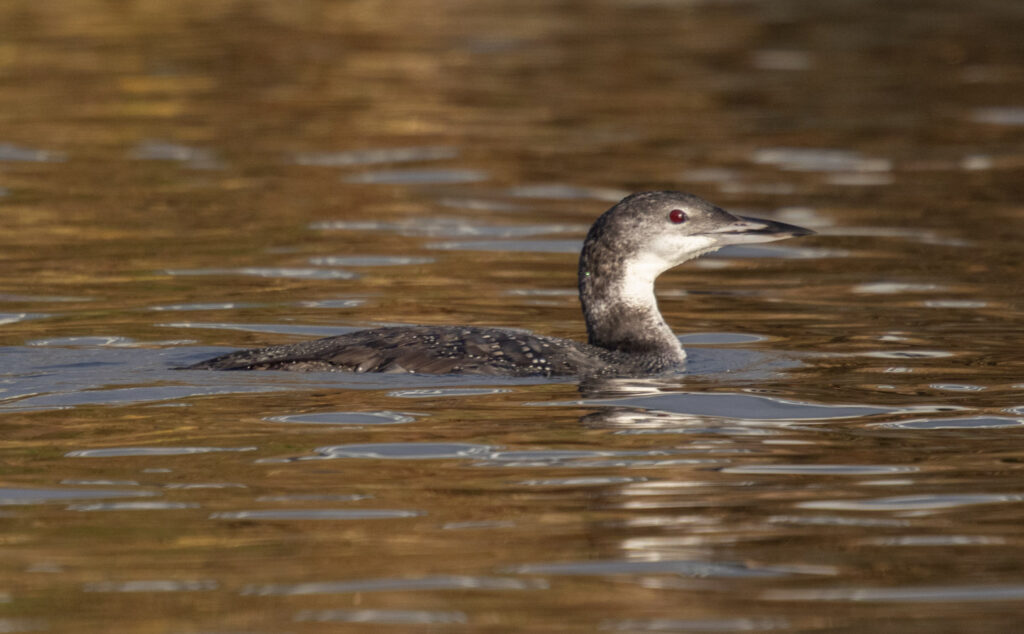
[294,610,467,625]
[343,168,488,185]
[0,487,156,505]
[210,509,422,520]
[292,146,459,167]
[242,575,545,595]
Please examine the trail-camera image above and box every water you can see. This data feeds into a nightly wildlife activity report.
[1,1,1023,632]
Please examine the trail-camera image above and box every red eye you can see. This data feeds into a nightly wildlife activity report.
[669,209,687,224]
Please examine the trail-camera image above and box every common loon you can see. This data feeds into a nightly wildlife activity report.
[188,191,812,377]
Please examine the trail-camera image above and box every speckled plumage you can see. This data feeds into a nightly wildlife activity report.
[187,191,812,377]
[187,325,679,376]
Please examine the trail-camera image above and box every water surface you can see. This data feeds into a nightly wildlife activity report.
[1,1,1023,632]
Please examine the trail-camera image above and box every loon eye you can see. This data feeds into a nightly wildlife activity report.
[668,209,688,224]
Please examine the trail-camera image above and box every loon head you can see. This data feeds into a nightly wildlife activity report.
[581,190,814,281]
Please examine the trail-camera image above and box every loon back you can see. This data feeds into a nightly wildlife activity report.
[187,325,665,376]
[186,191,813,377]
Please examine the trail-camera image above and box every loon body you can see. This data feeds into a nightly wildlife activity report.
[188,191,812,377]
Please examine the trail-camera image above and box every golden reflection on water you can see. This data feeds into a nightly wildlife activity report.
[1,0,1024,631]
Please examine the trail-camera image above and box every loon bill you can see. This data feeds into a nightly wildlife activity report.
[186,191,813,377]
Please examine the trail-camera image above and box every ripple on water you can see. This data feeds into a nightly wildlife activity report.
[576,392,895,421]
[66,446,257,458]
[0,312,48,324]
[970,107,1024,126]
[604,618,791,632]
[296,298,365,309]
[0,141,65,162]
[311,217,585,239]
[209,509,422,520]
[752,147,891,172]
[69,501,199,511]
[149,302,257,311]
[797,493,1024,512]
[853,282,943,294]
[165,267,357,280]
[387,388,511,398]
[313,443,496,460]
[427,238,583,253]
[129,140,221,169]
[858,535,1006,546]
[292,146,459,166]
[875,417,1024,430]
[437,197,527,212]
[507,558,832,579]
[294,610,467,625]
[763,583,1024,603]
[164,322,350,337]
[343,168,488,185]
[0,487,155,505]
[243,575,545,595]
[679,332,766,345]
[516,476,647,487]
[83,580,218,592]
[722,464,916,476]
[503,183,629,201]
[307,255,434,267]
[265,411,419,426]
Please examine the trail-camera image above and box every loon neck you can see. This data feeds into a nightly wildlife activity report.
[578,246,686,362]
